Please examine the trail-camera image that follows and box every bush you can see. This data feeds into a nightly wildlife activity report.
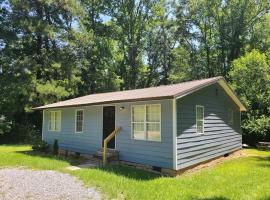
[230,50,270,146]
[53,139,59,155]
[0,123,40,144]
[32,141,50,152]
[242,115,270,146]
[75,152,80,158]
[0,121,12,135]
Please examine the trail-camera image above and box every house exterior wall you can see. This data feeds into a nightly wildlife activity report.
[115,99,174,169]
[42,99,174,169]
[42,106,103,154]
[176,83,242,170]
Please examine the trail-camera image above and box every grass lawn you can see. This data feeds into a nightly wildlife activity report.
[0,145,270,200]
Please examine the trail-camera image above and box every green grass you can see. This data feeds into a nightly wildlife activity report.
[0,145,270,200]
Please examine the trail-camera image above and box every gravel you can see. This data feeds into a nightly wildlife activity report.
[0,168,101,200]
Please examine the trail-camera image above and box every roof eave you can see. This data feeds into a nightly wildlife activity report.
[32,96,174,110]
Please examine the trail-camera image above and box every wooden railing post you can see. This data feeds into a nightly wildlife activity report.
[103,141,107,165]
[103,127,121,166]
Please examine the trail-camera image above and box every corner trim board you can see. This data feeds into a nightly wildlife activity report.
[42,110,44,140]
[172,99,177,170]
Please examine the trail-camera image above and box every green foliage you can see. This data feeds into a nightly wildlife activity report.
[0,116,11,134]
[1,0,270,144]
[0,124,40,144]
[32,140,50,152]
[53,139,59,155]
[230,50,270,145]
[242,115,270,146]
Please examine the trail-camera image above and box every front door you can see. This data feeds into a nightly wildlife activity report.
[103,106,115,149]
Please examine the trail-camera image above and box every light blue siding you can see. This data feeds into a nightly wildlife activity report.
[43,106,103,154]
[42,82,242,171]
[42,99,174,169]
[176,83,242,169]
[115,100,174,169]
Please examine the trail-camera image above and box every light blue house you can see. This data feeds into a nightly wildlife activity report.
[34,76,246,174]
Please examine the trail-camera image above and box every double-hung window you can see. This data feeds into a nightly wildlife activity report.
[132,104,161,141]
[48,111,61,131]
[196,105,204,134]
[75,109,84,133]
[228,108,233,125]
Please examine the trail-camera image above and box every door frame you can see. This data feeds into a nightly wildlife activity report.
[102,105,116,150]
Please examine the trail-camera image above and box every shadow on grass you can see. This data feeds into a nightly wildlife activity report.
[16,150,161,180]
[97,164,162,180]
[16,150,82,166]
[253,156,270,168]
[190,197,229,200]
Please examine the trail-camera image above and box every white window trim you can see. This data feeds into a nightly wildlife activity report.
[48,110,61,132]
[196,105,204,134]
[75,109,84,133]
[131,104,161,142]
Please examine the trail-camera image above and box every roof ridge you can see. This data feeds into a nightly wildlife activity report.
[33,76,225,110]
[81,76,223,97]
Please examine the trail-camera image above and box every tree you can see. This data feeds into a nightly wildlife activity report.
[106,0,159,89]
[144,1,179,86]
[0,0,83,135]
[74,0,121,95]
[175,0,270,78]
[229,49,270,145]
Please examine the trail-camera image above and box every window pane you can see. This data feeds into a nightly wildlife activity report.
[147,123,160,140]
[146,105,160,122]
[55,111,61,131]
[228,109,233,125]
[49,112,54,130]
[132,106,144,122]
[77,110,83,121]
[76,110,83,132]
[76,123,82,132]
[197,121,203,133]
[196,107,203,120]
[132,123,145,139]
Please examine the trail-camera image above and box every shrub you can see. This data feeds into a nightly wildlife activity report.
[0,123,41,144]
[230,50,270,146]
[53,139,59,155]
[32,141,50,152]
[0,121,11,135]
[75,152,80,158]
[242,115,270,146]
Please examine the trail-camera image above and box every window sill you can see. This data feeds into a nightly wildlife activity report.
[196,132,204,135]
[132,138,162,142]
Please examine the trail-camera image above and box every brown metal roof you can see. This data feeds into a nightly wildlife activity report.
[33,76,246,111]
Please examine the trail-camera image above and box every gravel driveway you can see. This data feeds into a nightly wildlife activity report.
[0,168,101,200]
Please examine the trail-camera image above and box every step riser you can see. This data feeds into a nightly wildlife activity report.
[94,149,119,162]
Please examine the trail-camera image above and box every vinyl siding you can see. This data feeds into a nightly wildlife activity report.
[42,99,174,169]
[42,106,103,154]
[115,99,174,169]
[176,83,242,169]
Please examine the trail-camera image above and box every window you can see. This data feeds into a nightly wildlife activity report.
[48,111,61,131]
[75,110,84,133]
[228,108,233,125]
[132,105,161,141]
[196,105,204,134]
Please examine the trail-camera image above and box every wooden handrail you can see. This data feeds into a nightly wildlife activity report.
[103,127,122,165]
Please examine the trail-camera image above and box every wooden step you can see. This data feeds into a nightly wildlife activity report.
[94,149,119,162]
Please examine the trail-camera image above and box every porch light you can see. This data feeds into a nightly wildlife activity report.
[120,106,125,111]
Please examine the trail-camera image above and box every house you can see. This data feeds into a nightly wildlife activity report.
[34,76,246,174]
